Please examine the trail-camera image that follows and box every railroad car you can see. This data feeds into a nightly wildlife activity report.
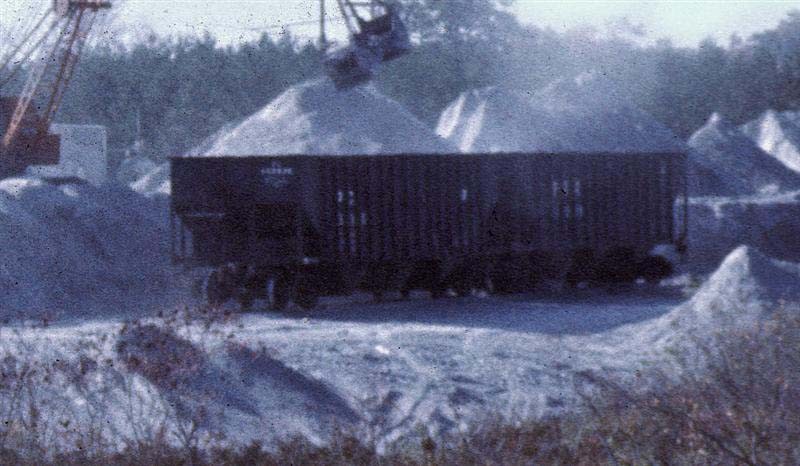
[170,152,688,310]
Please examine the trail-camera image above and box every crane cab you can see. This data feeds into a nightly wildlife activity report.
[0,97,60,175]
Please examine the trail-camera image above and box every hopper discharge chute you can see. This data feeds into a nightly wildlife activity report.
[322,0,412,90]
[323,43,381,90]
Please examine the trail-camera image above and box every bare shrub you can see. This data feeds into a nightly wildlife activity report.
[114,314,233,459]
[0,306,797,465]
[0,327,115,463]
[116,322,206,391]
[576,306,800,465]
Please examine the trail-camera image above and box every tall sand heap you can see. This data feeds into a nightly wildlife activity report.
[435,86,567,153]
[437,72,684,154]
[0,177,174,318]
[646,246,800,350]
[197,78,455,156]
[741,109,800,174]
[134,78,455,196]
[688,113,800,195]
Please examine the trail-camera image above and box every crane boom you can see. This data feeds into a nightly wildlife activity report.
[0,0,111,178]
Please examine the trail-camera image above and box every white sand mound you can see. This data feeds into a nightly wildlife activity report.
[224,342,360,432]
[117,323,208,389]
[131,162,170,198]
[437,73,685,154]
[649,246,800,349]
[132,120,245,196]
[0,177,174,319]
[194,78,455,156]
[688,113,800,195]
[116,156,158,185]
[116,324,261,426]
[534,74,685,153]
[184,120,242,157]
[115,322,359,442]
[436,87,567,153]
[741,109,800,174]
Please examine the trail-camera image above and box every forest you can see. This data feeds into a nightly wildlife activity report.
[52,1,800,169]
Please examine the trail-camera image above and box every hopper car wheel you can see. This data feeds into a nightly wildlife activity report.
[453,279,471,298]
[566,249,597,289]
[293,277,319,310]
[367,264,392,303]
[429,280,447,300]
[294,290,319,310]
[266,276,290,312]
[638,255,673,284]
[452,265,486,297]
[237,293,254,312]
[450,262,482,297]
[491,257,529,295]
[599,248,639,285]
[206,269,231,307]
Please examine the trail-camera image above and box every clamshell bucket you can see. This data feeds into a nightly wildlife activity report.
[355,8,411,62]
[324,44,381,90]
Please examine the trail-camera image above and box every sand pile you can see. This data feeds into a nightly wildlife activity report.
[532,74,685,153]
[688,113,800,195]
[130,162,170,197]
[686,191,800,270]
[437,73,685,154]
[0,177,174,319]
[741,109,800,174]
[648,246,800,349]
[684,111,800,268]
[117,323,208,390]
[130,121,243,197]
[115,322,359,443]
[116,155,158,185]
[184,120,242,157]
[194,78,454,156]
[436,87,566,153]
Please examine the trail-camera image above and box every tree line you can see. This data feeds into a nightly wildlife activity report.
[54,2,800,168]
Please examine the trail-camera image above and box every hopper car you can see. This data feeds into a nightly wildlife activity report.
[170,152,688,310]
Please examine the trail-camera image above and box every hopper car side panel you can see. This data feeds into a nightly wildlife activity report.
[317,155,482,264]
[170,152,687,303]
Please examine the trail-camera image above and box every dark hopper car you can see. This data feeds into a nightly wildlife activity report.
[170,152,688,310]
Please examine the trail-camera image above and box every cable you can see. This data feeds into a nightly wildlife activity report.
[0,7,53,80]
[336,0,357,35]
[232,18,331,32]
[0,13,62,90]
[47,11,99,124]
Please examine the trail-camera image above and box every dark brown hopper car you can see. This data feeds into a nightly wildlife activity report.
[170,152,688,310]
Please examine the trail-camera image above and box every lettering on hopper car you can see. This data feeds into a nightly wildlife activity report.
[260,161,294,188]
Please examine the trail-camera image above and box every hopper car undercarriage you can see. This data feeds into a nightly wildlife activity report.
[170,153,688,310]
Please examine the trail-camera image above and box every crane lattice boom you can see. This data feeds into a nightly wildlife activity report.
[0,0,111,177]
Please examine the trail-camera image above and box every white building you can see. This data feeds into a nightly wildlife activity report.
[27,124,108,186]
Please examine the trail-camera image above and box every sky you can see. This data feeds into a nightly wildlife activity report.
[519,1,798,45]
[1,1,798,49]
